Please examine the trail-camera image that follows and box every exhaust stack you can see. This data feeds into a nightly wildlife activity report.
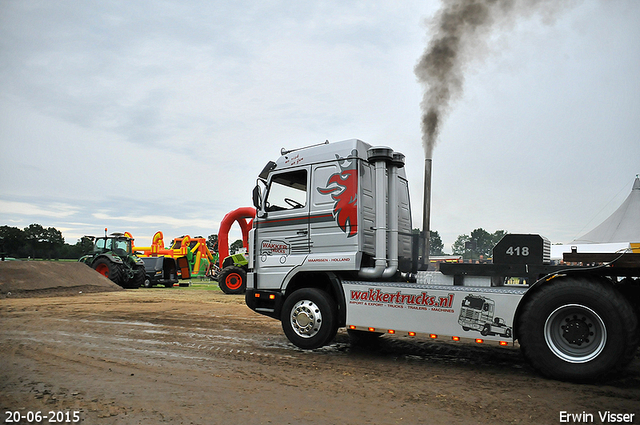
[421,158,432,270]
[358,146,393,279]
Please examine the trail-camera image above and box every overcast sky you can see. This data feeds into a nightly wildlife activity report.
[1,0,638,252]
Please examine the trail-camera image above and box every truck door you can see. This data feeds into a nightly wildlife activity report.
[308,158,362,263]
[254,167,310,289]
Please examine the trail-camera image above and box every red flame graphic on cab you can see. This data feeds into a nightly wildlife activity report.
[317,153,358,237]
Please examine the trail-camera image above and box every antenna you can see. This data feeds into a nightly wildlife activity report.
[281,140,329,156]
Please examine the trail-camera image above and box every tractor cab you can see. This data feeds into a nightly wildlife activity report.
[94,233,133,257]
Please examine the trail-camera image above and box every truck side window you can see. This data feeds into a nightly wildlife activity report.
[265,169,307,212]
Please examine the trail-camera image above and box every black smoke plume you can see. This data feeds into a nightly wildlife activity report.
[415,0,573,159]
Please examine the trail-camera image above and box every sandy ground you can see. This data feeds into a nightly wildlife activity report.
[0,263,639,424]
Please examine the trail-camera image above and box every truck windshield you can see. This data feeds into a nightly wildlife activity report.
[463,297,485,310]
[265,169,307,211]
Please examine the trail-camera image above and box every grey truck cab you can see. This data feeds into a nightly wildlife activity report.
[247,139,413,319]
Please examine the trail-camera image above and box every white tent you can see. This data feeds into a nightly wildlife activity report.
[551,176,640,260]
[572,175,640,244]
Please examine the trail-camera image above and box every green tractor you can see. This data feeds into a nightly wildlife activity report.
[216,253,248,294]
[79,232,145,289]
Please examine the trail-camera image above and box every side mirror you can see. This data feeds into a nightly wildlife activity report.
[252,185,262,209]
[253,183,268,218]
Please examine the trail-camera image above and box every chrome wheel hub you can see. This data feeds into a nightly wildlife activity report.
[290,300,322,338]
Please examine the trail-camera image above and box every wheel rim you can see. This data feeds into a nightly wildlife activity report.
[95,263,109,277]
[225,273,242,290]
[544,303,607,363]
[290,299,322,339]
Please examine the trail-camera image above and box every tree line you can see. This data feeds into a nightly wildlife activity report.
[1,223,505,261]
[0,224,245,260]
[0,224,86,260]
[405,228,507,261]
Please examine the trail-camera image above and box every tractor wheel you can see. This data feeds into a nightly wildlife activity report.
[128,266,145,289]
[518,277,638,382]
[92,258,123,287]
[281,288,338,349]
[218,266,246,294]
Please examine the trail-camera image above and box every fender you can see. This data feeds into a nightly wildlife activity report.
[93,253,124,265]
[512,271,610,340]
[282,270,348,326]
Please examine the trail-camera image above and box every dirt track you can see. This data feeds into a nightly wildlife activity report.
[1,286,639,425]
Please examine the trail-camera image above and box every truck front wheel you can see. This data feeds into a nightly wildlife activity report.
[281,288,338,349]
[518,277,638,381]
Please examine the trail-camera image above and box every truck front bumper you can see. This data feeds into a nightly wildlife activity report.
[245,289,284,320]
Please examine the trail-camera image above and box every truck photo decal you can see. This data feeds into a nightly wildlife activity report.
[349,288,455,312]
[317,150,359,237]
[458,294,513,338]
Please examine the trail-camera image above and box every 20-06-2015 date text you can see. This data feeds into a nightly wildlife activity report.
[4,411,80,423]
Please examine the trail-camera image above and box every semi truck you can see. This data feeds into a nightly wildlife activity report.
[244,139,640,381]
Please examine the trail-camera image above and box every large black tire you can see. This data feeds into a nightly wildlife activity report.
[218,266,246,294]
[281,288,338,349]
[518,277,638,382]
[92,258,123,287]
[127,266,145,289]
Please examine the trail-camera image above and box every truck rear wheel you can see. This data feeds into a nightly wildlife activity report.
[218,266,246,294]
[281,288,338,349]
[518,277,638,381]
[92,258,123,287]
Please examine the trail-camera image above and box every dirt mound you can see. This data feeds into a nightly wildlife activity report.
[0,261,123,298]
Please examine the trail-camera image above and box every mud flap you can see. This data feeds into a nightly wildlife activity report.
[176,256,191,279]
